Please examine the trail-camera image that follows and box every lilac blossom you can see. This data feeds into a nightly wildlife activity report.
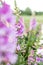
[0,2,17,65]
[36,57,41,63]
[29,17,37,31]
[28,56,35,65]
[40,58,43,62]
[16,17,24,37]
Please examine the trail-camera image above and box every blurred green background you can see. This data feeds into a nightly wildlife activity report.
[19,7,43,28]
[22,15,43,28]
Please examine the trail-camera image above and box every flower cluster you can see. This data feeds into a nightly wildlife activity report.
[0,1,42,65]
[29,17,37,31]
[0,2,17,65]
[28,49,43,65]
[16,16,41,65]
[16,17,25,37]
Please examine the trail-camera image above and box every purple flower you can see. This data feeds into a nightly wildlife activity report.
[0,2,12,14]
[7,63,11,65]
[29,17,37,31]
[28,56,34,63]
[0,2,17,65]
[36,57,41,63]
[0,2,16,25]
[30,50,34,56]
[40,58,43,62]
[16,17,24,37]
[28,56,35,65]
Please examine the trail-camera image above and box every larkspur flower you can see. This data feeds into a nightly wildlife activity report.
[0,2,12,14]
[16,17,24,37]
[0,2,17,65]
[29,17,37,31]
[28,50,35,65]
[28,56,35,65]
[30,50,34,56]
[40,57,43,62]
[36,57,41,63]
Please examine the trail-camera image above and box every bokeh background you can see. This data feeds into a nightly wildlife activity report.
[2,0,43,28]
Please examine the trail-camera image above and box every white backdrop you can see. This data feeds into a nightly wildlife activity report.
[2,0,43,12]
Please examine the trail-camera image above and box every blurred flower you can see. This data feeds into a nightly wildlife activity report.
[36,57,41,63]
[0,2,16,26]
[40,58,43,62]
[34,63,37,65]
[28,50,35,65]
[29,17,37,31]
[16,44,21,51]
[16,17,25,37]
[28,56,35,65]
[0,2,17,65]
[28,56,34,62]
[7,63,11,65]
[0,2,12,14]
[37,49,43,55]
[30,50,34,56]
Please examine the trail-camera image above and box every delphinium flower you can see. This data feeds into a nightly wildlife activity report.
[16,17,25,37]
[0,1,17,65]
[36,56,41,63]
[28,50,35,65]
[35,55,42,61]
[28,56,35,65]
[40,57,43,62]
[29,17,37,31]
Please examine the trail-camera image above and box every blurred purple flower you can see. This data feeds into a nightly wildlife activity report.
[28,56,35,65]
[0,2,17,65]
[36,57,41,63]
[29,17,37,31]
[7,63,11,65]
[40,57,43,62]
[34,63,37,65]
[30,50,34,56]
[16,17,24,37]
[0,2,11,14]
